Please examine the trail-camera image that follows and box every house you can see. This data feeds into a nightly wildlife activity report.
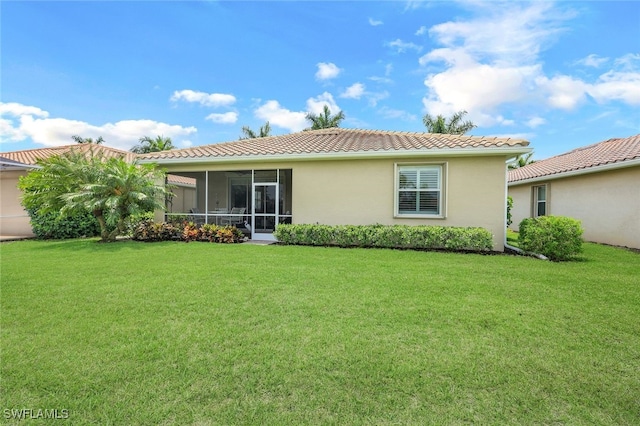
[508,134,640,249]
[0,156,38,237]
[0,144,196,237]
[139,128,531,250]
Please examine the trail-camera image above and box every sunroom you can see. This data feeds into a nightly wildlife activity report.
[165,169,292,241]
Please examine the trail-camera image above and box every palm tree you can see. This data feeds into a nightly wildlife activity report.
[63,158,169,241]
[423,110,476,135]
[20,151,168,242]
[72,135,105,144]
[508,153,535,170]
[131,135,174,154]
[305,105,345,130]
[240,122,271,139]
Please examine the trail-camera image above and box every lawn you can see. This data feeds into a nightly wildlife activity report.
[1,239,639,424]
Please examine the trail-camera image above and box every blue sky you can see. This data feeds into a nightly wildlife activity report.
[1,1,638,160]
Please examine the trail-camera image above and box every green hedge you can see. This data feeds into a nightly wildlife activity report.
[27,209,100,239]
[518,216,584,261]
[274,224,494,252]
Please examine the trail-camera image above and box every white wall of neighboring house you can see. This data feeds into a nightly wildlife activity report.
[0,170,34,237]
[509,165,640,249]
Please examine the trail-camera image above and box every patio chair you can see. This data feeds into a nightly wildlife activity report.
[188,208,205,225]
[221,207,246,226]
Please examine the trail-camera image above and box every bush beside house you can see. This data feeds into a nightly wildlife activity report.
[518,216,584,261]
[274,224,494,252]
[132,220,244,244]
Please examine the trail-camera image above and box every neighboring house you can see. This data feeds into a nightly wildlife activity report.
[139,128,531,250]
[0,157,38,237]
[508,134,640,249]
[0,144,195,237]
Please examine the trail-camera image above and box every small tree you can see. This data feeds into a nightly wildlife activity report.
[423,110,476,135]
[305,105,345,130]
[240,122,271,139]
[19,151,169,242]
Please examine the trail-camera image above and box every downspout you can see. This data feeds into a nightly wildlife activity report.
[503,161,548,259]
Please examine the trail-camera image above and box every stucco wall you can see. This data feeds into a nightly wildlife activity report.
[163,155,509,251]
[508,166,640,249]
[0,170,35,236]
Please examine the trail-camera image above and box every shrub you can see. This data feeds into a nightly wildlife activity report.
[132,220,183,242]
[132,220,244,244]
[27,209,100,239]
[518,216,584,261]
[274,224,494,252]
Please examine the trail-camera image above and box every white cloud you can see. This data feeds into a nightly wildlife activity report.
[306,92,340,115]
[0,102,197,151]
[340,83,366,99]
[417,2,598,124]
[386,39,422,54]
[366,91,390,107]
[254,93,342,133]
[205,112,238,124]
[613,53,640,71]
[315,62,342,81]
[170,89,236,107]
[415,26,427,36]
[535,74,589,110]
[422,48,540,115]
[369,17,383,26]
[588,70,640,105]
[526,117,547,128]
[377,106,417,122]
[575,54,609,68]
[0,102,49,118]
[427,2,571,66]
[254,100,307,133]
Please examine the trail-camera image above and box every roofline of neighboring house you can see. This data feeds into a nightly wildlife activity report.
[508,157,640,186]
[140,146,532,166]
[0,160,40,170]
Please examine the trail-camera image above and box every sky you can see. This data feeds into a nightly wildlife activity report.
[1,0,639,160]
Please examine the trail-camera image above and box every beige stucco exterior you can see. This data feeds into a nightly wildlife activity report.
[0,170,35,237]
[162,154,511,251]
[509,165,640,249]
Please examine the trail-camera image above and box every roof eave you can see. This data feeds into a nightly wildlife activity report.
[140,146,532,165]
[508,157,640,186]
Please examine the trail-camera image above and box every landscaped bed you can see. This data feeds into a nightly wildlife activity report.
[1,240,638,424]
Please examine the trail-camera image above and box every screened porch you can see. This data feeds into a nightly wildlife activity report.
[165,169,292,240]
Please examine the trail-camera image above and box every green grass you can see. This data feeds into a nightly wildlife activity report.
[1,240,639,425]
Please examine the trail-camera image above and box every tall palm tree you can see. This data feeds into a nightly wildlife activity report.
[508,153,535,170]
[240,122,271,139]
[72,135,105,144]
[131,135,174,153]
[305,105,345,130]
[423,110,476,135]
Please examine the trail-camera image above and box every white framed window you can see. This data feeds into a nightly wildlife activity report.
[395,164,444,217]
[533,184,547,217]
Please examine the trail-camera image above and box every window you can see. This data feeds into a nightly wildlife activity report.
[533,184,547,217]
[396,165,443,217]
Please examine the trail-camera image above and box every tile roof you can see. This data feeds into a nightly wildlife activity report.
[139,128,529,162]
[509,134,640,183]
[166,174,196,186]
[0,144,138,165]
